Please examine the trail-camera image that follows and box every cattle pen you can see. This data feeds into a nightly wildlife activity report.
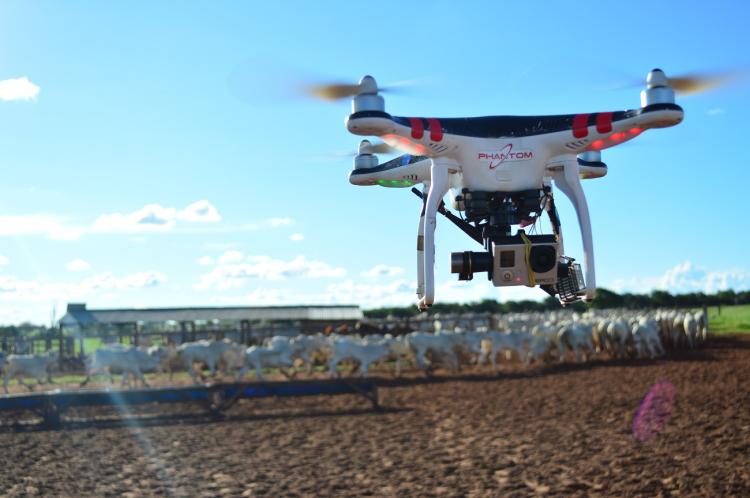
[0,378,380,429]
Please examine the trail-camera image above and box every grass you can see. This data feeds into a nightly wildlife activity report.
[708,304,750,334]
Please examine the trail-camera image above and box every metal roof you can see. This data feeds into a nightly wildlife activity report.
[59,303,363,327]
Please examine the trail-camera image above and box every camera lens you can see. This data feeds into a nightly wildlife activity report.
[450,251,493,281]
[529,245,556,273]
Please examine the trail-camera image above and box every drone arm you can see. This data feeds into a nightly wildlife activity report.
[549,156,596,302]
[418,159,454,310]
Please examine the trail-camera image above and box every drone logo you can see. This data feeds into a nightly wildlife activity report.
[478,144,534,169]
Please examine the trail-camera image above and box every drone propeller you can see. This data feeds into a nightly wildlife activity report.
[665,70,744,95]
[302,77,416,101]
[320,140,398,160]
[628,67,746,96]
[305,82,365,101]
[356,140,397,155]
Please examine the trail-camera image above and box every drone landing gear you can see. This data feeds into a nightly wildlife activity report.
[549,156,596,302]
[413,184,588,305]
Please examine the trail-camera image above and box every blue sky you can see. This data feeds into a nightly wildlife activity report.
[1,0,749,324]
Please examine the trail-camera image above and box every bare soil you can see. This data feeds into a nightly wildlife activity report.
[1,334,749,497]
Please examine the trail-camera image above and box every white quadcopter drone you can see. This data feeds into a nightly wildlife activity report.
[311,69,727,310]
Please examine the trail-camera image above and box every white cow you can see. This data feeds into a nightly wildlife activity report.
[3,351,59,392]
[671,313,688,349]
[695,309,709,343]
[384,335,413,377]
[80,345,171,387]
[606,320,631,358]
[683,313,700,349]
[481,331,533,370]
[525,333,555,366]
[632,319,665,358]
[241,341,297,381]
[405,332,461,372]
[591,319,613,354]
[176,339,245,383]
[557,323,595,362]
[290,334,331,373]
[327,337,391,377]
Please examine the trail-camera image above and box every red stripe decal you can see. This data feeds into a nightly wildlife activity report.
[595,112,613,134]
[409,117,424,139]
[572,113,590,138]
[427,118,443,142]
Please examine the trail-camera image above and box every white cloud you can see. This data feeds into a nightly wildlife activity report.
[67,258,91,272]
[0,214,83,240]
[0,268,169,323]
[0,270,167,303]
[0,255,8,266]
[611,260,750,294]
[91,200,224,234]
[0,203,297,241]
[204,276,547,310]
[0,77,40,101]
[194,254,347,290]
[205,279,416,308]
[217,250,244,264]
[707,107,725,116]
[91,204,179,233]
[436,279,543,303]
[361,264,405,278]
[178,200,221,223]
[198,255,215,265]
[83,271,167,290]
[267,217,293,227]
[325,279,416,307]
[290,233,304,242]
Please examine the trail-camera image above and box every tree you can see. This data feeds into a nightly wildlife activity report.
[591,288,624,309]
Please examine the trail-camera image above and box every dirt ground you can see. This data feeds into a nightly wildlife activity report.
[1,334,749,498]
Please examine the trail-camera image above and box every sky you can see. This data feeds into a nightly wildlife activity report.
[1,0,749,324]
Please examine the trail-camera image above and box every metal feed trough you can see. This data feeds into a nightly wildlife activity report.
[0,378,380,428]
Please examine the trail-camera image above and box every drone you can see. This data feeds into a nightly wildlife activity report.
[309,69,730,310]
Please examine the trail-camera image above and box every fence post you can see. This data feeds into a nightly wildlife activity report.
[240,320,249,345]
[58,323,65,358]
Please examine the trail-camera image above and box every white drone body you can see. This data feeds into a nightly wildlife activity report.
[343,69,684,310]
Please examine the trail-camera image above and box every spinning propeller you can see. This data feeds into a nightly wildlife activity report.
[635,67,746,96]
[355,140,397,155]
[302,76,417,101]
[666,70,744,95]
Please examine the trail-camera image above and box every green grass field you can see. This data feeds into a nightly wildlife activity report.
[708,304,750,334]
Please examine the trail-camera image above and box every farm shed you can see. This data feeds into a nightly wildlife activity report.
[57,303,364,356]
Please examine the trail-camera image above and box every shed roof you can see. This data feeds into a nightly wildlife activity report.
[59,303,363,327]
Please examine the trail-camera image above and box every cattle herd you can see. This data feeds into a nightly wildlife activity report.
[0,308,709,392]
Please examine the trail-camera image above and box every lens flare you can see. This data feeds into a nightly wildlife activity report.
[632,380,677,442]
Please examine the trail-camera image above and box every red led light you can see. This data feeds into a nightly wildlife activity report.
[610,132,625,142]
[591,140,605,150]
[628,127,643,135]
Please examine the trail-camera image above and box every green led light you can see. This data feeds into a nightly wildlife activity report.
[376,179,415,188]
